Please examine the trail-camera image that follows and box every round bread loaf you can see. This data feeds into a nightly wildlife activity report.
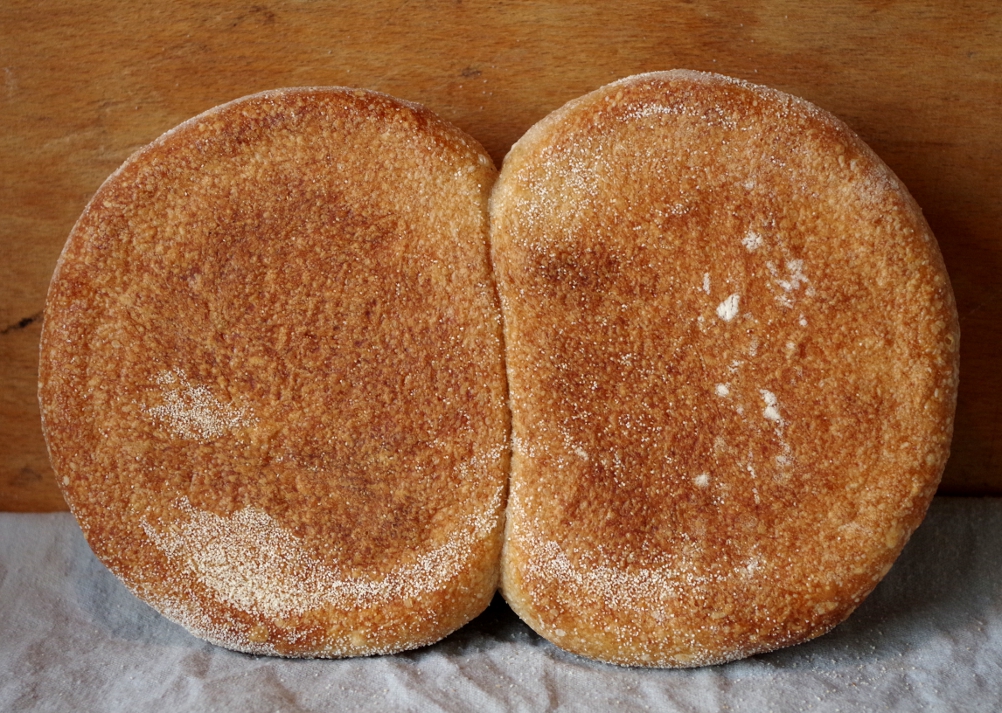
[39,88,508,657]
[490,71,959,667]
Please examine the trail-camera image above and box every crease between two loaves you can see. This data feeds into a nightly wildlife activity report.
[38,71,959,667]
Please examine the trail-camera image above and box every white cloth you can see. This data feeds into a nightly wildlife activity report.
[2,498,1000,712]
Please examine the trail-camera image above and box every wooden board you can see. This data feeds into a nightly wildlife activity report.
[2,0,1000,510]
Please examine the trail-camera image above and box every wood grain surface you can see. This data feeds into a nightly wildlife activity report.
[2,0,1000,510]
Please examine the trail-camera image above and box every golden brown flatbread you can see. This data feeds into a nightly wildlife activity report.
[490,70,959,667]
[39,88,508,657]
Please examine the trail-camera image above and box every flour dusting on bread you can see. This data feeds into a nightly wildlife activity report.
[147,370,255,441]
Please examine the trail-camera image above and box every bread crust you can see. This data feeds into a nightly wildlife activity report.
[491,71,959,667]
[39,88,508,657]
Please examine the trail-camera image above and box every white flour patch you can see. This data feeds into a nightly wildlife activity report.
[516,530,767,666]
[742,230,763,252]
[627,102,684,121]
[715,383,730,397]
[755,390,796,479]
[694,473,710,488]
[702,272,711,294]
[147,370,254,440]
[141,440,506,631]
[143,478,503,622]
[776,259,808,292]
[746,457,761,504]
[624,100,742,128]
[760,390,782,423]
[716,294,740,322]
[767,260,809,308]
[143,500,338,620]
[517,525,762,654]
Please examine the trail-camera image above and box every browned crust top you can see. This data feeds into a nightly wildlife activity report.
[39,88,508,657]
[492,71,959,667]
